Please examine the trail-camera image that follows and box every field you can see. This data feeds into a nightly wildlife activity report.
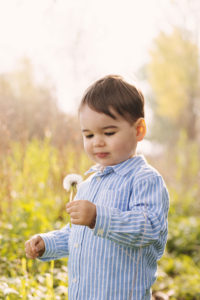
[0,138,200,300]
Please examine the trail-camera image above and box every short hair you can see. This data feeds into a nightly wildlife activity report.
[79,75,145,123]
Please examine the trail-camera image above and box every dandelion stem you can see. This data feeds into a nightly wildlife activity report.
[69,189,74,202]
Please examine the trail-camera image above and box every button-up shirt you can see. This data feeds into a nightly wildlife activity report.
[40,155,169,300]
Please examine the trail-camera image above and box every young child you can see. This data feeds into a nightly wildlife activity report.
[25,75,169,300]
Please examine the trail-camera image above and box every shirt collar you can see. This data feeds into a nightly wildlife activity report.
[85,155,147,177]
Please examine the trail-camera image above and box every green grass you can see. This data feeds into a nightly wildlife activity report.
[0,138,199,299]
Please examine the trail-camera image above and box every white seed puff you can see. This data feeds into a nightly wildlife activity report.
[63,174,83,191]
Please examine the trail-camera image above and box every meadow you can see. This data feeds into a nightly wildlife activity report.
[0,137,200,300]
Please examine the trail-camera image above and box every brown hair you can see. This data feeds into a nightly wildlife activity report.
[79,75,145,123]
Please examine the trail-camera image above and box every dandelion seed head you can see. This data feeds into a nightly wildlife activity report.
[63,174,83,191]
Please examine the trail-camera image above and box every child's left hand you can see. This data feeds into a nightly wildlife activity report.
[66,200,96,229]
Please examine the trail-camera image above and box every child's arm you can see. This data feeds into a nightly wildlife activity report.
[67,175,169,248]
[93,175,169,248]
[25,224,71,261]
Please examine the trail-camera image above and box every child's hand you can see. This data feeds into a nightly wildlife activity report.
[66,200,96,228]
[25,235,45,259]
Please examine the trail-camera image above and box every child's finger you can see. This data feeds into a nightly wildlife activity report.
[36,239,45,252]
[25,242,37,258]
[66,200,81,209]
[29,236,41,254]
[70,212,80,219]
[66,202,75,208]
[71,218,81,225]
[25,242,31,256]
[29,238,37,253]
[66,204,80,214]
[26,252,38,259]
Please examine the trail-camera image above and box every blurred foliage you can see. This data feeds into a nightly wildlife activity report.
[148,27,198,120]
[147,27,200,143]
[0,136,199,299]
[151,130,200,300]
[0,139,92,300]
[145,16,200,299]
[0,59,82,154]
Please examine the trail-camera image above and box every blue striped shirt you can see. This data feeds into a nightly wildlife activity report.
[40,155,169,300]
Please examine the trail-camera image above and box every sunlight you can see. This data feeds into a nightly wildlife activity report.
[0,0,170,114]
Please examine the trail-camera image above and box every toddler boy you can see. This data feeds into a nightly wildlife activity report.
[25,75,169,300]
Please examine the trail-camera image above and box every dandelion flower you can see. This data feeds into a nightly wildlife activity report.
[63,174,83,191]
[63,173,83,202]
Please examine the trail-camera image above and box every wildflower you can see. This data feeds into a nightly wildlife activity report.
[63,174,83,202]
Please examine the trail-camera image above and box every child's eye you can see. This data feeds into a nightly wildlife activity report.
[85,134,94,139]
[104,132,115,136]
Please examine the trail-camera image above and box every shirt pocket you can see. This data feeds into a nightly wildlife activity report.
[95,188,130,211]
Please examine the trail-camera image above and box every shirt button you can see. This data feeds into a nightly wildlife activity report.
[97,176,101,181]
[74,243,79,248]
[97,229,104,236]
[73,278,77,283]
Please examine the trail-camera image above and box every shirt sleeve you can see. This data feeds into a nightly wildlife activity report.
[93,175,169,248]
[38,224,71,261]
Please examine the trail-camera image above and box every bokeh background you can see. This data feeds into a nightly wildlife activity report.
[0,0,200,299]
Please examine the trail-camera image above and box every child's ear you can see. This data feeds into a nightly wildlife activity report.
[135,118,146,141]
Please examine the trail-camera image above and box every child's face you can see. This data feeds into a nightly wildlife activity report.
[79,105,142,167]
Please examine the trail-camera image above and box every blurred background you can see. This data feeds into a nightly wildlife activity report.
[0,0,199,299]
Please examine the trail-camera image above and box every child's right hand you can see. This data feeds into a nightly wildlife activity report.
[25,235,45,259]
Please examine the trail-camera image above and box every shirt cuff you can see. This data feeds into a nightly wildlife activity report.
[93,205,112,238]
[38,233,57,260]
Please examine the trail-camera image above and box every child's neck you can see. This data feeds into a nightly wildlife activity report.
[98,155,137,172]
[99,165,105,172]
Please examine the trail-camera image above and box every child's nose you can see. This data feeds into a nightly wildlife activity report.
[93,135,105,147]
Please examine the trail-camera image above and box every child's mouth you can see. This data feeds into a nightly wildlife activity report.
[96,152,109,158]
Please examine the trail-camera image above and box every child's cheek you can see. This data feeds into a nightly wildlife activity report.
[83,141,90,154]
